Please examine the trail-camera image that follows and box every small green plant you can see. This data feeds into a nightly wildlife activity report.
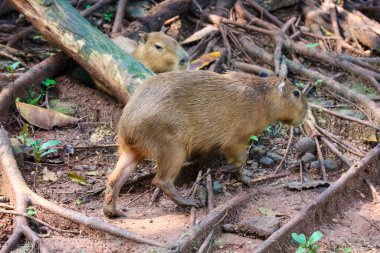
[313,79,323,87]
[41,78,56,89]
[26,206,37,216]
[17,126,61,163]
[292,231,323,253]
[250,135,259,141]
[85,4,91,8]
[4,61,21,73]
[75,198,83,205]
[103,12,113,22]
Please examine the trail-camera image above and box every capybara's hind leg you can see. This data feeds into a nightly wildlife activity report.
[103,150,141,218]
[152,146,200,207]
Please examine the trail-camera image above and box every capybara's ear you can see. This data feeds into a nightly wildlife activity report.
[137,31,148,44]
[278,79,286,93]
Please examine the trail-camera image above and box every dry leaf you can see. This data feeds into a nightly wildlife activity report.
[16,101,79,130]
[42,167,58,182]
[189,51,221,70]
[181,25,218,45]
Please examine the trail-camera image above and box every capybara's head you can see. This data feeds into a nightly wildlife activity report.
[132,32,189,73]
[268,77,308,126]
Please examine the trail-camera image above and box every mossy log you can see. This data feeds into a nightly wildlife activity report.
[7,0,155,104]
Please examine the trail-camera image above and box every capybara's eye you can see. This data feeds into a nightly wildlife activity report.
[154,44,163,50]
[293,90,300,98]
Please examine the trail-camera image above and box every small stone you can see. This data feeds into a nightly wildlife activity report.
[196,185,207,206]
[310,160,320,170]
[222,216,281,238]
[213,181,224,193]
[266,152,282,162]
[243,169,254,178]
[38,226,49,234]
[250,162,259,170]
[249,145,269,159]
[293,127,301,136]
[310,159,338,171]
[246,160,253,165]
[259,157,274,168]
[296,137,316,155]
[324,159,338,171]
[301,153,317,163]
[61,197,70,204]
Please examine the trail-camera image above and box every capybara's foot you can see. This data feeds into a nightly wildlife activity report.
[103,203,126,218]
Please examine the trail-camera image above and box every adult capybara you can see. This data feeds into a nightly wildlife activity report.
[103,70,308,217]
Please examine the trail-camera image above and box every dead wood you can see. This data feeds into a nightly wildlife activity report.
[80,0,115,17]
[111,0,128,35]
[124,0,192,37]
[7,0,154,105]
[239,36,380,123]
[0,127,167,252]
[189,170,203,228]
[273,127,294,175]
[6,26,33,47]
[0,53,70,121]
[320,136,352,167]
[256,144,380,253]
[310,103,380,131]
[174,192,249,253]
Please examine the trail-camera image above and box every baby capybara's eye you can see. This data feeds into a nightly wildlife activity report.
[293,90,300,98]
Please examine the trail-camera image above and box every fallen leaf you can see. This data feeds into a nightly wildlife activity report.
[16,100,79,130]
[189,51,221,70]
[181,25,218,45]
[86,171,98,176]
[68,172,89,186]
[42,167,58,182]
[258,207,283,217]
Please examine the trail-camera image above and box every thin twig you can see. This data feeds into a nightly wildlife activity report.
[189,170,203,227]
[273,127,294,175]
[251,172,291,184]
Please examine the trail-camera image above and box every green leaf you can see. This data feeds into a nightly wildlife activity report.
[86,171,98,176]
[26,138,37,147]
[41,78,56,89]
[68,172,89,186]
[295,246,306,253]
[85,4,91,8]
[75,198,83,205]
[41,149,57,158]
[306,43,320,48]
[292,233,307,246]
[307,231,323,246]
[24,93,42,105]
[26,206,37,216]
[5,61,21,72]
[343,247,352,253]
[40,140,61,150]
[250,135,259,141]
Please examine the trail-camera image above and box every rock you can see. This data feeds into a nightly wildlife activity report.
[259,157,274,168]
[296,137,316,154]
[301,152,316,163]
[324,159,338,171]
[309,159,338,171]
[266,152,282,162]
[196,185,207,206]
[293,127,301,136]
[255,0,299,11]
[299,26,310,33]
[243,168,254,178]
[213,181,224,193]
[250,162,259,170]
[249,145,269,159]
[310,160,320,170]
[222,216,281,238]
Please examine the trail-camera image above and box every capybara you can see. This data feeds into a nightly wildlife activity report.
[103,70,308,217]
[112,32,189,73]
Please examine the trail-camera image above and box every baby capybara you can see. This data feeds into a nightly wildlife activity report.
[103,70,308,217]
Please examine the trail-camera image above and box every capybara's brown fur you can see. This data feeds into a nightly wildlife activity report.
[112,32,189,73]
[103,70,308,217]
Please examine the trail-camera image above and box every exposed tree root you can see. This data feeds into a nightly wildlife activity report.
[0,127,167,252]
[174,192,249,253]
[256,144,380,253]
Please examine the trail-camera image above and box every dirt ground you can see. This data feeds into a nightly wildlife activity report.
[1,75,379,253]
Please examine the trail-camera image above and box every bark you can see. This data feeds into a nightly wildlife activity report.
[7,0,154,104]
